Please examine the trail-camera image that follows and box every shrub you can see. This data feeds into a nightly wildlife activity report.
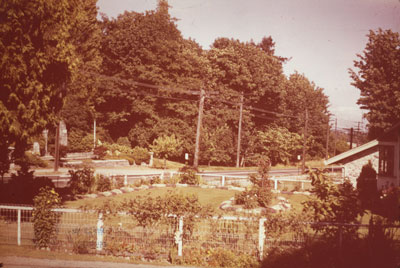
[68,166,95,195]
[68,130,93,152]
[357,161,378,210]
[132,146,150,164]
[25,152,47,168]
[235,190,259,209]
[150,176,161,185]
[117,136,131,147]
[0,170,55,204]
[67,227,96,254]
[95,174,111,192]
[93,145,107,159]
[33,186,61,248]
[179,166,200,185]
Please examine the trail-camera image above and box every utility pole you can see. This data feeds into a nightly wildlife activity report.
[93,118,96,150]
[302,109,308,173]
[334,118,337,156]
[236,93,244,168]
[54,122,60,172]
[350,127,354,149]
[356,122,360,147]
[193,88,205,169]
[325,119,330,159]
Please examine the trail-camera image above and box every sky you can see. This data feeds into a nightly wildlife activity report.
[97,0,400,130]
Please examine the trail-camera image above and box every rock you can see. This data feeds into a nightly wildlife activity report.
[101,191,113,197]
[111,189,123,195]
[151,184,167,188]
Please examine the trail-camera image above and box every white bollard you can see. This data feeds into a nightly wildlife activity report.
[17,209,21,246]
[221,176,225,187]
[273,177,278,190]
[124,175,128,186]
[96,213,104,251]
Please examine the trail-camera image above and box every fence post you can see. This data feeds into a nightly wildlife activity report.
[221,176,225,187]
[96,213,104,252]
[273,177,278,190]
[17,209,21,246]
[175,217,183,257]
[258,218,266,261]
[124,175,128,186]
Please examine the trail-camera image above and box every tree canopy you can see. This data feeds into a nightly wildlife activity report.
[0,0,78,162]
[1,0,333,169]
[350,29,400,138]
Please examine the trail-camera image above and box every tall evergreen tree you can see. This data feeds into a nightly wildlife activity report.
[349,29,400,138]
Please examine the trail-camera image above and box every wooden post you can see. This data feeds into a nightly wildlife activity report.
[193,88,205,168]
[236,93,244,168]
[302,109,308,173]
[54,122,60,172]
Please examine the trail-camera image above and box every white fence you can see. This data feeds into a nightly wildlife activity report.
[0,205,266,260]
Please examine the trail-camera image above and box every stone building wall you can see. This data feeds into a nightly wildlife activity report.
[342,147,379,186]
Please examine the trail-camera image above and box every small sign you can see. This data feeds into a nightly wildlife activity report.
[297,155,301,160]
[185,153,189,160]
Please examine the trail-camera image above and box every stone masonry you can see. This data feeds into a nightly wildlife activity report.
[342,147,379,186]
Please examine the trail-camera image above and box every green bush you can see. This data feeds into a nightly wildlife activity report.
[25,152,47,168]
[132,146,150,164]
[68,166,95,195]
[68,130,93,152]
[117,136,131,147]
[95,174,111,192]
[150,176,161,185]
[33,186,61,248]
[179,166,200,185]
[357,161,378,210]
[67,227,96,254]
[235,186,273,209]
[235,189,259,209]
[93,145,107,159]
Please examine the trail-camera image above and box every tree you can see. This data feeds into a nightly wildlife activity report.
[356,161,378,210]
[257,126,302,166]
[349,29,400,138]
[279,73,330,158]
[150,134,182,168]
[303,170,364,240]
[0,0,77,166]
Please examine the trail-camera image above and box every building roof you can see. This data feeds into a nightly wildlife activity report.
[325,121,400,166]
[324,139,378,165]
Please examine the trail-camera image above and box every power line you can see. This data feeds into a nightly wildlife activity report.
[95,72,304,121]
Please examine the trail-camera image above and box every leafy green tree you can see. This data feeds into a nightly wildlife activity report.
[349,29,400,138]
[151,134,182,168]
[0,0,77,165]
[303,169,364,240]
[279,73,330,158]
[204,37,287,165]
[257,126,302,165]
[33,187,61,248]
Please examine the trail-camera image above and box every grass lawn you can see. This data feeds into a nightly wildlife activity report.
[64,186,311,215]
[64,187,239,211]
